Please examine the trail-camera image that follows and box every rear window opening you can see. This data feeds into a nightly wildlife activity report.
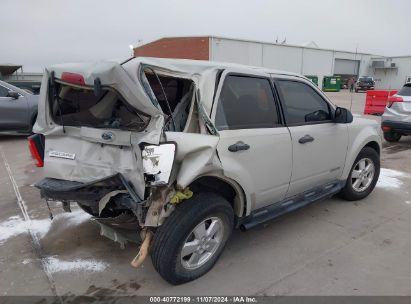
[49,81,150,131]
[144,70,195,132]
[398,83,411,96]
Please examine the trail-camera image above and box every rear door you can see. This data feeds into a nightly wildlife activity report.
[213,71,292,210]
[0,84,29,131]
[274,78,349,197]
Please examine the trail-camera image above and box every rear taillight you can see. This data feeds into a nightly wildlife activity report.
[61,72,85,86]
[387,96,403,108]
[28,134,45,167]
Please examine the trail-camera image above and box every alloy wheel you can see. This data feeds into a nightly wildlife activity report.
[180,217,224,270]
[351,158,375,192]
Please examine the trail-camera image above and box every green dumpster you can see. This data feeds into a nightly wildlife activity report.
[305,75,318,86]
[322,76,341,92]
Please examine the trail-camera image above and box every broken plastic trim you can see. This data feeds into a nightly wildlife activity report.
[35,173,142,212]
[141,142,177,186]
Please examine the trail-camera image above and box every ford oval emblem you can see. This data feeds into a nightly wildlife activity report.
[101,132,115,141]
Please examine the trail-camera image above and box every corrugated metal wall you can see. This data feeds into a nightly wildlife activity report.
[210,37,376,89]
[372,57,411,90]
[133,36,411,90]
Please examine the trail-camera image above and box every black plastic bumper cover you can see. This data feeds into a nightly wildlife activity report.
[34,173,142,209]
[382,120,411,134]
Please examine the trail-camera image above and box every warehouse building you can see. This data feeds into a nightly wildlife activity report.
[133,36,411,90]
[0,65,42,94]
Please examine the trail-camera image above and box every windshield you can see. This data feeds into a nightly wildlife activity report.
[359,77,373,82]
[49,81,150,131]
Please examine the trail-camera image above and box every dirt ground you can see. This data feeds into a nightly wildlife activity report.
[1,91,411,296]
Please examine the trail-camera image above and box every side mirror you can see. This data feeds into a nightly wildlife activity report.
[334,107,353,124]
[7,91,20,99]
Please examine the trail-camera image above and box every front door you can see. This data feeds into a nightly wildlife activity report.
[213,72,292,211]
[0,84,28,131]
[274,78,349,197]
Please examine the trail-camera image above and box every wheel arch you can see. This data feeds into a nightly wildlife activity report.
[364,140,380,155]
[341,133,382,181]
[188,174,247,219]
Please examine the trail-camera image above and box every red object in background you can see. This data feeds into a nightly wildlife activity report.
[363,90,398,115]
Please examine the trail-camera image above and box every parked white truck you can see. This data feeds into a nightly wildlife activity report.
[32,58,382,284]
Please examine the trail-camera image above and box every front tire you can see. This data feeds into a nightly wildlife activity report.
[151,192,234,285]
[340,147,380,201]
[383,131,401,142]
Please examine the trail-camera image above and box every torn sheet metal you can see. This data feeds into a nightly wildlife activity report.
[165,132,221,189]
[98,190,128,215]
[144,187,175,227]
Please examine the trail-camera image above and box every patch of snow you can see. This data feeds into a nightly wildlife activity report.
[0,216,50,244]
[44,256,108,273]
[0,209,91,244]
[376,168,409,189]
[57,208,92,226]
[406,201,411,205]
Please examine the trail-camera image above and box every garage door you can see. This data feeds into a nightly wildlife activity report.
[334,59,359,75]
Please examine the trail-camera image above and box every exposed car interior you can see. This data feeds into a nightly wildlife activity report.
[49,82,150,132]
[144,71,195,132]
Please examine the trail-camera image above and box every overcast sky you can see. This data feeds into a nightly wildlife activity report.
[2,0,410,72]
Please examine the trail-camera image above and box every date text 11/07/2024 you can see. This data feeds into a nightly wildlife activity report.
[149,296,258,303]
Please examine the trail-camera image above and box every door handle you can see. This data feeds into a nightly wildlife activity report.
[228,141,250,152]
[298,134,314,144]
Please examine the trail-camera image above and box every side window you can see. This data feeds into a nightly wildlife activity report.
[215,75,280,130]
[0,85,9,97]
[276,80,331,124]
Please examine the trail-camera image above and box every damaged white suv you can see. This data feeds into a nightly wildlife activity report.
[32,58,382,284]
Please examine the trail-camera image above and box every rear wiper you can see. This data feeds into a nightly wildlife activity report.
[49,71,66,133]
[145,67,176,131]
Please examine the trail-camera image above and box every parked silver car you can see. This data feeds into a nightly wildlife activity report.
[381,82,411,142]
[32,58,382,284]
[0,80,39,134]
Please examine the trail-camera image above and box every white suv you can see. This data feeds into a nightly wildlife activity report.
[32,58,382,284]
[382,82,411,142]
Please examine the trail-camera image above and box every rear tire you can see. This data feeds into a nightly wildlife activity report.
[383,131,401,142]
[151,192,234,285]
[340,147,380,201]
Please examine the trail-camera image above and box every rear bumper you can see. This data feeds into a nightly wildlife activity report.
[381,120,411,135]
[35,173,142,214]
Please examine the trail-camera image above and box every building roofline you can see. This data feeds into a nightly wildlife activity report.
[0,65,23,76]
[135,35,381,56]
[209,35,378,56]
[372,55,411,59]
